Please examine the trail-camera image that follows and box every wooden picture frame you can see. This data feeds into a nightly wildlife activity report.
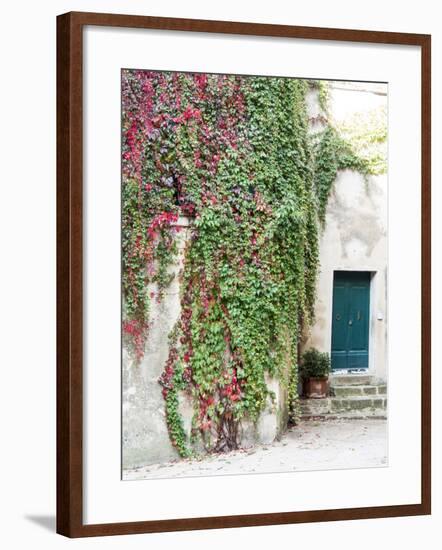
[57,11,431,537]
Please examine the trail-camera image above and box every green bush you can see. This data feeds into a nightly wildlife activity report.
[300,348,330,379]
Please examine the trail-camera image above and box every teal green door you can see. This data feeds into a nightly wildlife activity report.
[331,271,370,371]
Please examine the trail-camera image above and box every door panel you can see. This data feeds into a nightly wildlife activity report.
[331,272,370,371]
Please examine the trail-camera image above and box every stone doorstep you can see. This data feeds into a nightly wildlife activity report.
[330,374,373,386]
[332,384,387,397]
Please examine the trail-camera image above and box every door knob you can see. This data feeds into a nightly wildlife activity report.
[348,320,353,326]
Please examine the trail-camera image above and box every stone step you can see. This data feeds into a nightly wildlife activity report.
[300,411,387,420]
[331,384,387,397]
[300,398,332,416]
[330,374,373,386]
[299,396,387,420]
[331,396,387,412]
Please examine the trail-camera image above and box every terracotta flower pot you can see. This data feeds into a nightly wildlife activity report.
[303,376,329,399]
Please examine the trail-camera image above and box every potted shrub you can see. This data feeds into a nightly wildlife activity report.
[300,348,331,398]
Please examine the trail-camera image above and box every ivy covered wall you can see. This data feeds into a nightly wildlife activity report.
[121,71,374,460]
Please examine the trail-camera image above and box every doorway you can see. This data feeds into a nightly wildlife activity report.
[331,271,371,371]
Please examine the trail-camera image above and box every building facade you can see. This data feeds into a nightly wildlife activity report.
[303,82,387,382]
[300,82,388,419]
[122,82,388,471]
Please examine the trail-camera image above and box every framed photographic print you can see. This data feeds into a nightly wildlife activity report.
[57,11,431,537]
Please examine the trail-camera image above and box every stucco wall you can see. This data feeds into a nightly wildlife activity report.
[303,83,388,382]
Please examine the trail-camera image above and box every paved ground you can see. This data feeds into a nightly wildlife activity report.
[123,419,387,481]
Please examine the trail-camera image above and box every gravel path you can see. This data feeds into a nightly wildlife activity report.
[123,419,387,481]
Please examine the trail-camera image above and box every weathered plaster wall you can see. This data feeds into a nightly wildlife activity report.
[122,218,190,469]
[303,84,388,382]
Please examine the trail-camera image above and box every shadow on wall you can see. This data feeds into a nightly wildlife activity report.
[24,515,55,533]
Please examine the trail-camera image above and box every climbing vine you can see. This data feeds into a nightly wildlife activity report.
[313,126,373,224]
[310,82,387,224]
[122,72,379,457]
[336,104,387,176]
